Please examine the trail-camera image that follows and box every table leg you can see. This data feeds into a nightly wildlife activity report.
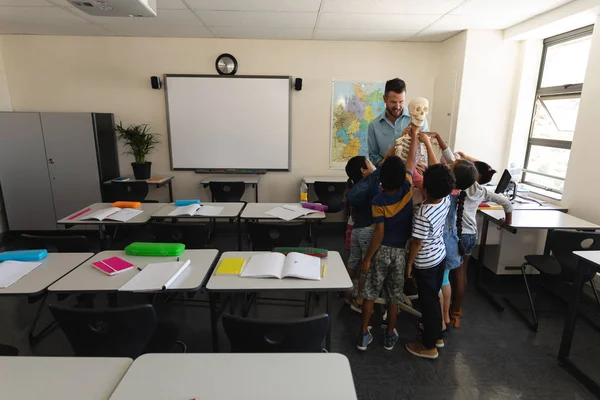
[209,292,220,352]
[255,183,258,203]
[475,218,504,312]
[28,292,57,343]
[168,181,174,202]
[325,291,331,351]
[559,259,590,362]
[237,217,242,251]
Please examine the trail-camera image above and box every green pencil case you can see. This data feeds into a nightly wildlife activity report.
[124,242,185,257]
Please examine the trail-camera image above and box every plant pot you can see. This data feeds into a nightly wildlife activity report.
[131,162,152,180]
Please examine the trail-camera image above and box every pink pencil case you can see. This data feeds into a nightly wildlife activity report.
[302,202,328,212]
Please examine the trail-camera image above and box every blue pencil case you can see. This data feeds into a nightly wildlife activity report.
[175,200,201,206]
[0,249,48,262]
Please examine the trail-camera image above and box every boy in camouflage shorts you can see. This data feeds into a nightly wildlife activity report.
[357,126,418,351]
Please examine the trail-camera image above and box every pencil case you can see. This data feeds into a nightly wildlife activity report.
[174,200,201,206]
[124,242,185,257]
[302,202,328,212]
[0,249,48,262]
[112,201,142,209]
[273,247,328,258]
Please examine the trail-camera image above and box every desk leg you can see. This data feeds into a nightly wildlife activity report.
[325,291,331,351]
[237,217,242,251]
[209,292,220,352]
[475,218,504,312]
[168,181,174,202]
[28,292,57,343]
[255,183,258,203]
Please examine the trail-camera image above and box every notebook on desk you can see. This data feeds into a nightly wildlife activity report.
[91,257,135,276]
[168,204,224,217]
[0,260,42,288]
[81,207,143,222]
[118,259,191,292]
[240,252,321,280]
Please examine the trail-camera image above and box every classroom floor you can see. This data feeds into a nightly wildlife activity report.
[1,225,599,399]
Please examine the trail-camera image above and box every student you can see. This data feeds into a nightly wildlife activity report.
[420,134,478,334]
[344,144,396,312]
[406,164,454,359]
[356,127,418,351]
[447,153,513,328]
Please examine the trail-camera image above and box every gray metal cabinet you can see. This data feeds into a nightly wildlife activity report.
[0,112,118,231]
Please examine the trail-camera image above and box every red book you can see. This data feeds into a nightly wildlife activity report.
[91,257,135,276]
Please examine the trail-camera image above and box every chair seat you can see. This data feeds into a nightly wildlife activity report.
[524,255,561,275]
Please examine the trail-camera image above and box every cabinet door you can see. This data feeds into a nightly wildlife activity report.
[41,113,102,221]
[0,113,57,230]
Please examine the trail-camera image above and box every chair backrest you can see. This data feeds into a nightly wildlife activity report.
[49,304,157,358]
[550,230,600,282]
[222,313,329,353]
[0,344,18,356]
[110,181,149,202]
[151,222,209,249]
[313,181,347,213]
[20,234,91,252]
[208,181,245,202]
[247,222,305,251]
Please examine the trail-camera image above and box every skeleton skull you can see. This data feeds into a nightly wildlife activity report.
[408,97,429,128]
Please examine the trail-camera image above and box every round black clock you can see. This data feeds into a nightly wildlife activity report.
[215,53,238,75]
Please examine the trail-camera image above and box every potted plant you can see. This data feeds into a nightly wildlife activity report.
[115,122,159,180]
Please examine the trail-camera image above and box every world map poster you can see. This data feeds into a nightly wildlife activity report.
[330,81,385,168]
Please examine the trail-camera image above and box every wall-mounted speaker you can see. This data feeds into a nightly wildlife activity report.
[150,76,162,90]
[294,78,302,91]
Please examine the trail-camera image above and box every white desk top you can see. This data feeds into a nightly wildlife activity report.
[200,175,260,184]
[57,203,167,225]
[303,176,347,184]
[151,202,245,219]
[49,249,219,293]
[0,253,93,296]
[108,353,357,400]
[481,209,600,230]
[207,251,352,292]
[0,356,132,400]
[104,176,173,184]
[574,251,600,267]
[241,203,326,220]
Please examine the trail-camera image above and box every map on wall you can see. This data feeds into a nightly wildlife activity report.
[330,81,385,168]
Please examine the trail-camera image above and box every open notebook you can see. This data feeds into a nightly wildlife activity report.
[168,204,224,217]
[264,204,319,221]
[81,207,143,222]
[240,252,321,280]
[118,259,191,292]
[0,261,42,288]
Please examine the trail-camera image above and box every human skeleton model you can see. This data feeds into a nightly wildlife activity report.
[395,97,431,204]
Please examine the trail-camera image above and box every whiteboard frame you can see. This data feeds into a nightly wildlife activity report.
[164,74,292,172]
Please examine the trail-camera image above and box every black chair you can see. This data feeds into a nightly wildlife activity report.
[110,181,150,202]
[222,313,329,352]
[209,181,245,202]
[151,221,209,249]
[247,222,304,251]
[510,230,600,331]
[0,344,18,356]
[313,181,347,214]
[21,234,91,252]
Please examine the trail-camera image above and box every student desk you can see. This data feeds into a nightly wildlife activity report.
[0,356,132,400]
[48,250,219,294]
[558,251,600,397]
[104,176,174,202]
[476,209,599,311]
[57,202,167,247]
[206,251,352,352]
[241,203,326,246]
[200,175,260,202]
[151,202,246,250]
[0,252,93,342]
[109,353,357,400]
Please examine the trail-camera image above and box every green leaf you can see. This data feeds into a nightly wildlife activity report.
[115,121,160,164]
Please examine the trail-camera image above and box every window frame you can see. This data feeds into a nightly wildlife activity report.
[522,25,594,194]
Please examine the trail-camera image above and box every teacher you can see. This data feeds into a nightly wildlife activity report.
[367,78,429,166]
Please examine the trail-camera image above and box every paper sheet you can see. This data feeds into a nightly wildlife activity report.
[0,261,42,288]
[118,259,191,292]
[168,204,201,216]
[197,205,224,216]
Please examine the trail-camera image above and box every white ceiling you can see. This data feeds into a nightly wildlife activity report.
[0,0,576,42]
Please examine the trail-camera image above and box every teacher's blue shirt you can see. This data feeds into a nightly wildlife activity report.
[367,107,429,165]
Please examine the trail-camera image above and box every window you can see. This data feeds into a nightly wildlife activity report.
[522,25,594,194]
